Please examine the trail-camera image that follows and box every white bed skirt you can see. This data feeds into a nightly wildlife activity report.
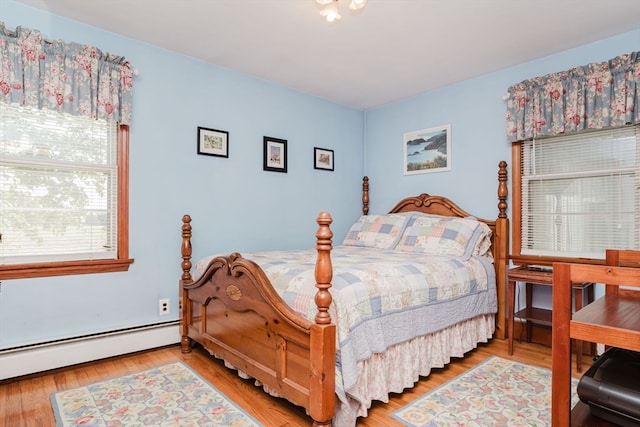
[335,313,495,426]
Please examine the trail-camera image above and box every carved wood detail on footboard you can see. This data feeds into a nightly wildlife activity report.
[180,213,336,427]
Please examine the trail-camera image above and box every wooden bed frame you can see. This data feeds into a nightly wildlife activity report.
[179,161,509,426]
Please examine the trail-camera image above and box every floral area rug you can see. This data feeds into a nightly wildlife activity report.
[391,356,579,427]
[50,362,263,426]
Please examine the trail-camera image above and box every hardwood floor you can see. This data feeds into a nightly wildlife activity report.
[0,338,591,426]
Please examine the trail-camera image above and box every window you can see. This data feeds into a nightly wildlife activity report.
[512,125,640,263]
[0,103,133,279]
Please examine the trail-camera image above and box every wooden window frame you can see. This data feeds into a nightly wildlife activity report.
[0,125,134,279]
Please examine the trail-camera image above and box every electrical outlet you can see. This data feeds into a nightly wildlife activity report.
[159,298,170,315]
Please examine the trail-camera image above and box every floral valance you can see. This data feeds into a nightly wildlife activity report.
[505,51,639,143]
[0,22,133,124]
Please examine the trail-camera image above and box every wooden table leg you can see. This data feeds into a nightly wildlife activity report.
[574,287,583,373]
[508,278,515,355]
[551,265,573,426]
[587,284,596,357]
[525,283,533,342]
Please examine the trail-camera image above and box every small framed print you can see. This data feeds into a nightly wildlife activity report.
[263,136,287,173]
[314,147,334,171]
[403,124,451,175]
[197,127,229,158]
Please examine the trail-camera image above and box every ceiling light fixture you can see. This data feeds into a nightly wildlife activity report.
[317,0,368,22]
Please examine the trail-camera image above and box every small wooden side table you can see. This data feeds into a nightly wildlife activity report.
[507,265,595,372]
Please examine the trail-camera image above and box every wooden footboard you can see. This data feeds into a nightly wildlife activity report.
[180,212,336,427]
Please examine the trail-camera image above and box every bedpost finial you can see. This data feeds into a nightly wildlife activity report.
[315,211,333,259]
[316,211,332,225]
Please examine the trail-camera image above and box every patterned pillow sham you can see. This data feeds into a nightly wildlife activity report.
[395,214,493,259]
[342,213,412,249]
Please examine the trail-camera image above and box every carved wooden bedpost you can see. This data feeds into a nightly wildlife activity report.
[497,161,508,220]
[494,161,510,340]
[362,176,369,216]
[314,212,333,325]
[181,215,193,283]
[310,212,336,427]
[180,215,194,353]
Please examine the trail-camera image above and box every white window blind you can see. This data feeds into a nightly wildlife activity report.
[521,126,639,260]
[0,103,118,264]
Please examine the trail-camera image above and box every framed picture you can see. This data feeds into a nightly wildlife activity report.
[197,127,229,158]
[403,124,451,175]
[314,147,334,171]
[263,136,287,173]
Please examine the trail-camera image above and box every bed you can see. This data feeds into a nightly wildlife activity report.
[179,161,509,426]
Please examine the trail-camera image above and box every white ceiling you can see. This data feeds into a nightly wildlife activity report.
[11,0,640,110]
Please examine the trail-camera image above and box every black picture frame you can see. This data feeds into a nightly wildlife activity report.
[263,136,287,173]
[197,127,229,158]
[314,147,334,171]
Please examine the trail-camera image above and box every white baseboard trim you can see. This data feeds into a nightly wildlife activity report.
[0,321,181,381]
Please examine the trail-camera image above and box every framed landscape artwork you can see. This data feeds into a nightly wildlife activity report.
[403,124,451,175]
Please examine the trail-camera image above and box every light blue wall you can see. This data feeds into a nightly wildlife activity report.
[365,29,640,222]
[364,30,640,307]
[1,1,638,349]
[0,2,365,348]
[364,29,639,310]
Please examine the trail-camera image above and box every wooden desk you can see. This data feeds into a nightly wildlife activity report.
[508,265,595,372]
[551,257,640,426]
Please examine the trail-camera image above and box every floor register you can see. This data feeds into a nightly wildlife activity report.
[577,347,640,426]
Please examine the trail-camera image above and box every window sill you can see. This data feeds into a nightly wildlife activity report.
[0,258,134,279]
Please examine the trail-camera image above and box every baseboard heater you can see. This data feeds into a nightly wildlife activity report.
[0,320,181,381]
